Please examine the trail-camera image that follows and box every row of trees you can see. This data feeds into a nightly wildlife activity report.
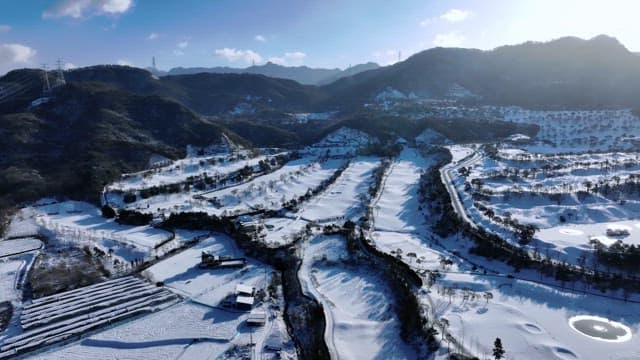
[119,153,293,204]
[591,239,640,274]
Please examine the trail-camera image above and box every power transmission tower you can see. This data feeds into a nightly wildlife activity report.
[152,56,156,69]
[398,51,402,63]
[54,58,66,88]
[41,63,51,95]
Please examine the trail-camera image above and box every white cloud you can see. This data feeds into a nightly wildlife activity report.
[173,49,184,56]
[284,51,306,60]
[116,59,132,66]
[214,48,262,64]
[0,44,36,64]
[254,34,266,42]
[433,32,465,47]
[440,9,472,23]
[0,25,11,33]
[101,0,131,13]
[420,8,472,27]
[43,0,133,19]
[0,43,36,74]
[64,62,77,70]
[267,57,286,65]
[177,40,188,49]
[147,32,158,40]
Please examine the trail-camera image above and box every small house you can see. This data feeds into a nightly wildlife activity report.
[246,311,266,326]
[236,295,255,310]
[236,284,255,296]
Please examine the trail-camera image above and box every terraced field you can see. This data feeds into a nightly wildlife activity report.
[0,276,179,358]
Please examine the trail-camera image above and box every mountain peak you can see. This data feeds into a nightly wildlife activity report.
[587,34,628,51]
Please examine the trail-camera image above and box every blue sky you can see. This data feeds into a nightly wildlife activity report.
[1,0,639,74]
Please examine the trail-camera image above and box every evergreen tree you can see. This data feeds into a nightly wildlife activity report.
[101,204,116,218]
[493,337,505,360]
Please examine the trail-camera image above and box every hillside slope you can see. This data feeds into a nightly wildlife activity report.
[323,35,640,109]
[0,82,240,209]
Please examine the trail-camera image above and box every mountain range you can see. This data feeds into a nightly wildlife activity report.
[154,61,380,85]
[324,35,640,109]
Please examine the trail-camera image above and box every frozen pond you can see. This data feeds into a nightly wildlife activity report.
[569,315,632,343]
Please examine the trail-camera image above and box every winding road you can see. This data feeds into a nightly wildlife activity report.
[439,150,483,229]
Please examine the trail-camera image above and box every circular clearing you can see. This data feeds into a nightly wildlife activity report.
[568,315,632,342]
[559,228,584,236]
[523,322,543,334]
[553,347,577,359]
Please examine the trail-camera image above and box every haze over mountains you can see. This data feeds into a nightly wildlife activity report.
[155,61,381,85]
[1,34,640,212]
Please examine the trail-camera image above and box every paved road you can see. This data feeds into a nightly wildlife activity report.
[439,151,482,229]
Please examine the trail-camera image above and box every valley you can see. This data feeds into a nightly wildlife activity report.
[2,34,640,360]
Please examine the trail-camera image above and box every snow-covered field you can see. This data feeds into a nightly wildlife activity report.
[260,217,309,247]
[29,303,237,360]
[145,233,265,304]
[430,272,640,360]
[146,233,294,359]
[296,157,379,223]
[446,146,640,263]
[373,147,432,233]
[0,259,24,303]
[299,235,415,360]
[129,157,345,218]
[30,201,172,261]
[203,157,345,215]
[258,156,381,247]
[538,220,640,248]
[315,267,416,360]
[0,239,42,257]
[0,276,179,359]
[108,150,274,192]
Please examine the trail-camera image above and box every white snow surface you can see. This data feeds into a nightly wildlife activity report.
[0,238,42,257]
[431,272,640,360]
[299,235,416,360]
[0,259,23,303]
[145,233,267,306]
[374,148,433,233]
[296,157,379,223]
[29,303,235,360]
